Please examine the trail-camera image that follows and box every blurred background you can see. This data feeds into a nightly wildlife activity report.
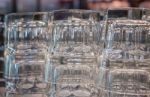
[0,0,150,13]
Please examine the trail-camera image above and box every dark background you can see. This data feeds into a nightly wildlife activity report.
[0,0,149,13]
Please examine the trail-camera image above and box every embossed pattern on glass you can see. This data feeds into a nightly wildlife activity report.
[45,10,106,97]
[4,12,49,97]
[99,8,150,97]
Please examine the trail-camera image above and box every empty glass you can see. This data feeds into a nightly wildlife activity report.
[98,8,150,97]
[45,9,106,97]
[4,12,49,97]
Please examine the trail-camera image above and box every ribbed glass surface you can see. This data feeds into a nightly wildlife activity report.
[99,8,150,97]
[4,12,49,97]
[45,10,106,97]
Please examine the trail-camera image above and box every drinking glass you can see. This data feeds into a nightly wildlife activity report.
[45,9,106,97]
[98,8,150,97]
[4,12,49,97]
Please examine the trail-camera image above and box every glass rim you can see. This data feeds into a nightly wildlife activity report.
[106,7,150,20]
[5,12,49,27]
[5,12,49,18]
[50,9,106,13]
[107,7,150,12]
[49,9,107,21]
[107,7,150,11]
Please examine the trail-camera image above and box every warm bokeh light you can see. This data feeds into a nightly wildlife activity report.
[0,1,148,16]
[109,0,129,8]
[139,1,150,8]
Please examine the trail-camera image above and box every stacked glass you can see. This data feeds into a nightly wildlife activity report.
[44,9,106,97]
[3,8,150,97]
[98,8,150,97]
[4,12,49,97]
[4,10,106,97]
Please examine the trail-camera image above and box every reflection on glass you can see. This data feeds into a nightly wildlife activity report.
[4,12,49,97]
[99,8,150,97]
[45,9,106,97]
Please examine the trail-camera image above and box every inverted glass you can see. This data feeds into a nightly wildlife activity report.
[99,8,150,97]
[45,9,106,97]
[4,12,49,97]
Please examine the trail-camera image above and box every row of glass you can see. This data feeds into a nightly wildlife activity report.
[2,8,150,97]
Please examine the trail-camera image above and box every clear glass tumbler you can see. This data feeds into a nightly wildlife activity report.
[4,12,49,97]
[45,9,106,97]
[99,8,150,97]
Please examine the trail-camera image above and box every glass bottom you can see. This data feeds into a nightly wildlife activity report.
[99,88,150,97]
[5,92,48,97]
[47,82,99,97]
